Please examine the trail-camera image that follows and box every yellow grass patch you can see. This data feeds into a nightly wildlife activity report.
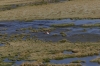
[0,0,41,6]
[0,39,100,62]
[0,0,100,21]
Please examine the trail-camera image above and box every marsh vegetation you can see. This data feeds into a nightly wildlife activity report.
[91,57,100,64]
[81,23,100,27]
[0,19,100,66]
[51,23,75,27]
[0,0,100,65]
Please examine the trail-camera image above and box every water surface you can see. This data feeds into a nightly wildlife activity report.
[0,19,100,42]
[1,19,100,66]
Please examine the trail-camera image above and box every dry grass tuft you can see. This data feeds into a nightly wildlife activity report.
[21,61,82,66]
[91,57,100,64]
[0,38,100,65]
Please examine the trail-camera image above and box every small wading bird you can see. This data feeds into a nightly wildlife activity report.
[43,31,50,34]
[46,31,49,34]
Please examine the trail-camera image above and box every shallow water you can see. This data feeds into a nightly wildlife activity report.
[4,58,33,66]
[1,19,100,42]
[3,55,100,66]
[13,60,30,66]
[50,54,100,66]
[0,43,5,46]
[1,19,100,66]
[63,51,73,54]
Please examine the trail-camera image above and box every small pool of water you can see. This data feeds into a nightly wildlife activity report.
[50,54,100,66]
[13,60,29,66]
[4,58,34,66]
[4,58,12,62]
[63,51,73,54]
[0,43,5,46]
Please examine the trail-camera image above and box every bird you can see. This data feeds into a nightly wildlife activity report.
[46,31,49,34]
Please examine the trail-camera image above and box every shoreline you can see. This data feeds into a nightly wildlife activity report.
[0,18,100,22]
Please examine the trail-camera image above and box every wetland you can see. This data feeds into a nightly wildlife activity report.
[0,19,100,66]
[0,0,100,66]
